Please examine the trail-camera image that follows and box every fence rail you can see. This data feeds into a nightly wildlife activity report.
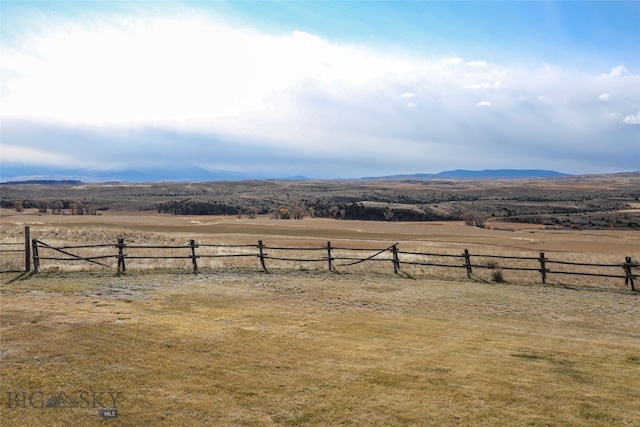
[18,235,638,292]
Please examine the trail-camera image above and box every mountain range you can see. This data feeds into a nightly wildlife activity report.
[364,169,572,180]
[1,165,571,183]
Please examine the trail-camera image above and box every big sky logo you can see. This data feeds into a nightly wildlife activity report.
[6,390,121,412]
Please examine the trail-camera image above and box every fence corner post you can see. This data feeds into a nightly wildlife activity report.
[24,226,31,272]
[190,239,199,274]
[326,241,333,271]
[391,244,400,274]
[539,252,547,284]
[463,249,472,279]
[258,240,268,273]
[116,238,126,275]
[624,256,636,291]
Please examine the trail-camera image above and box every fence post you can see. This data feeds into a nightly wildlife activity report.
[624,256,636,291]
[116,238,126,275]
[24,226,31,272]
[190,240,199,274]
[539,252,547,284]
[257,240,268,273]
[391,244,399,274]
[31,239,39,274]
[326,241,333,271]
[463,249,472,279]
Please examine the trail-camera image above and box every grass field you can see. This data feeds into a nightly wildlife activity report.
[1,270,639,426]
[1,210,639,425]
[1,208,639,288]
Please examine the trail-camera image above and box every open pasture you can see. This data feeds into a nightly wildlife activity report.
[1,208,639,288]
[1,209,639,425]
[1,269,639,425]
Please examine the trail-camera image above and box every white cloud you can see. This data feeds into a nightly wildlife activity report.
[461,80,504,90]
[462,83,492,89]
[598,65,630,79]
[602,112,622,121]
[1,10,640,176]
[622,111,640,125]
[401,92,418,108]
[0,144,78,166]
[466,60,488,68]
[444,57,463,65]
[0,17,414,124]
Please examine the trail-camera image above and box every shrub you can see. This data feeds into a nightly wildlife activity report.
[491,269,504,283]
[36,199,49,213]
[246,207,258,219]
[276,207,291,219]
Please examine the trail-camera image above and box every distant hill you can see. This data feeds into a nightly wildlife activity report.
[0,166,575,183]
[0,165,296,183]
[364,169,572,180]
[1,179,83,186]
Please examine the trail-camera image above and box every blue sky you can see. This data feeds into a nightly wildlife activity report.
[1,1,639,180]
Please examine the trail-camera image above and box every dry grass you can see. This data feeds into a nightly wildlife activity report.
[1,210,639,425]
[1,270,639,426]
[1,210,638,289]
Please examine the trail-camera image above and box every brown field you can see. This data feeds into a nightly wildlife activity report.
[1,182,640,425]
[1,207,638,285]
[2,207,639,253]
[1,269,639,426]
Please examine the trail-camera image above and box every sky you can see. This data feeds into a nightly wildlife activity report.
[1,1,639,180]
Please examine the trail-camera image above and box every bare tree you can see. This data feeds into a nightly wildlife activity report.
[84,204,97,215]
[291,202,306,220]
[462,211,488,228]
[273,207,291,219]
[279,207,291,219]
[52,200,64,214]
[473,213,489,228]
[71,200,85,215]
[462,212,474,226]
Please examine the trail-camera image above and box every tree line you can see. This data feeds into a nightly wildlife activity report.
[4,197,540,229]
[155,199,466,222]
[7,199,99,215]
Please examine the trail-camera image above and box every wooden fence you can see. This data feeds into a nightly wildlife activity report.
[24,236,639,291]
